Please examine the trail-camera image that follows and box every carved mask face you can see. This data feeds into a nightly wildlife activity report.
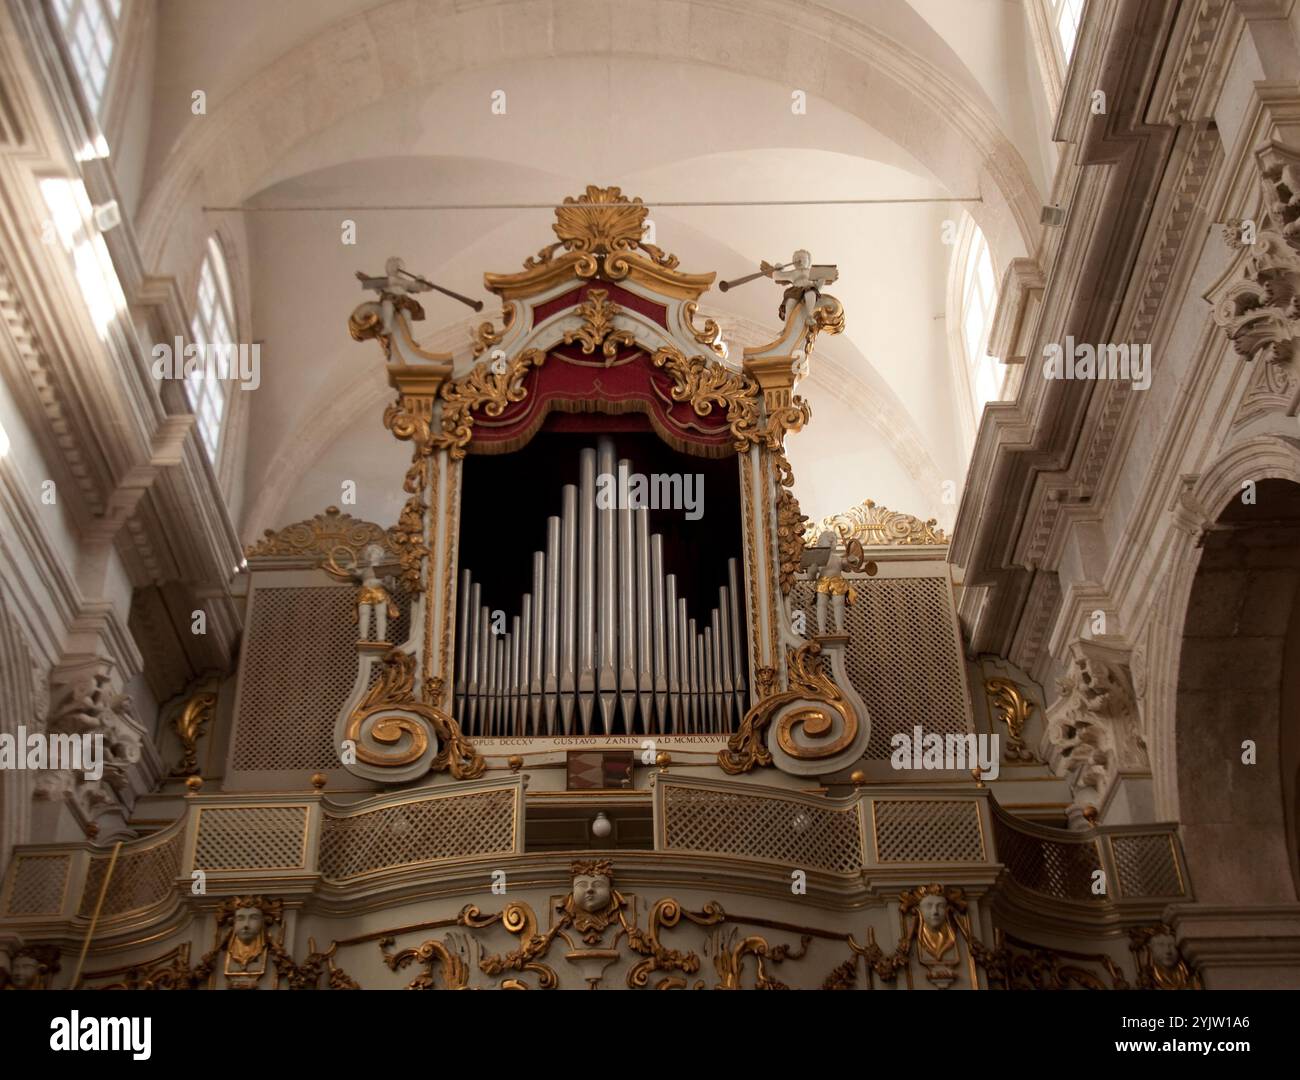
[919,894,948,932]
[233,907,265,945]
[573,874,611,914]
[10,956,40,989]
[1150,934,1179,969]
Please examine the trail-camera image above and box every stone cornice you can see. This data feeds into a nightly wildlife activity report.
[953,0,1190,658]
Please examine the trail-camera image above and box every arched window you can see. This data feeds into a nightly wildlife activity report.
[1048,0,1084,64]
[186,238,236,460]
[958,220,1003,414]
[50,0,121,116]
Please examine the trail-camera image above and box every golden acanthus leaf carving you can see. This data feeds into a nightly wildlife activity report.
[804,499,949,547]
[562,288,636,360]
[436,348,547,460]
[718,639,859,774]
[345,649,484,778]
[984,678,1036,762]
[170,692,216,777]
[650,346,761,453]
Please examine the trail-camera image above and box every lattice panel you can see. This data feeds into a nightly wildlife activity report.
[193,806,308,870]
[78,831,183,918]
[660,784,863,873]
[873,800,985,862]
[232,584,411,772]
[3,853,70,916]
[791,576,969,758]
[1111,833,1185,898]
[319,789,517,880]
[993,814,1101,900]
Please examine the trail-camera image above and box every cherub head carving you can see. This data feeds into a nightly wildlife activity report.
[215,896,282,980]
[918,892,949,933]
[4,945,60,990]
[562,859,623,944]
[899,883,964,966]
[1131,924,1199,990]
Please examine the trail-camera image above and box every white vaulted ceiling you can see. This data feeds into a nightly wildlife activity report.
[127,0,1050,540]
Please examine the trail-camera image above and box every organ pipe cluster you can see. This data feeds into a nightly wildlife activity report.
[455,438,746,735]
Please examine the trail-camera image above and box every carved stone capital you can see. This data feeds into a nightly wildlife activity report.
[35,656,161,833]
[1040,639,1149,820]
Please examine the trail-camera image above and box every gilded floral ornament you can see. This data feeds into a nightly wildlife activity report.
[244,506,393,578]
[650,346,760,452]
[774,450,808,594]
[804,499,949,547]
[562,288,636,361]
[525,185,679,270]
[386,497,428,593]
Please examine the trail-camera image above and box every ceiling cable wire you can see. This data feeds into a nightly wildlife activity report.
[204,196,983,212]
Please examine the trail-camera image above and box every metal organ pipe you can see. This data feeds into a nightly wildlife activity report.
[454,442,746,737]
[616,459,636,726]
[578,448,597,733]
[650,535,668,734]
[596,438,617,734]
[560,484,578,735]
[544,515,561,734]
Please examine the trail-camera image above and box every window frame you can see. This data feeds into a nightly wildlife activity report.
[185,237,239,465]
[48,0,122,119]
[946,214,1008,452]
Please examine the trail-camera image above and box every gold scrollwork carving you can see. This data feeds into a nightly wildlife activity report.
[459,901,563,989]
[348,294,425,360]
[984,678,1036,762]
[625,898,725,989]
[563,287,636,360]
[436,348,547,460]
[683,301,725,357]
[719,640,858,773]
[804,498,949,547]
[345,649,484,778]
[707,926,809,990]
[471,303,516,357]
[970,929,1130,990]
[650,345,761,452]
[381,932,474,990]
[243,506,393,578]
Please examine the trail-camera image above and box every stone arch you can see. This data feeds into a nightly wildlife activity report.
[134,0,1039,281]
[1168,452,1300,905]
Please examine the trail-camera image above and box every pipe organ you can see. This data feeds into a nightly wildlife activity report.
[455,438,746,736]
